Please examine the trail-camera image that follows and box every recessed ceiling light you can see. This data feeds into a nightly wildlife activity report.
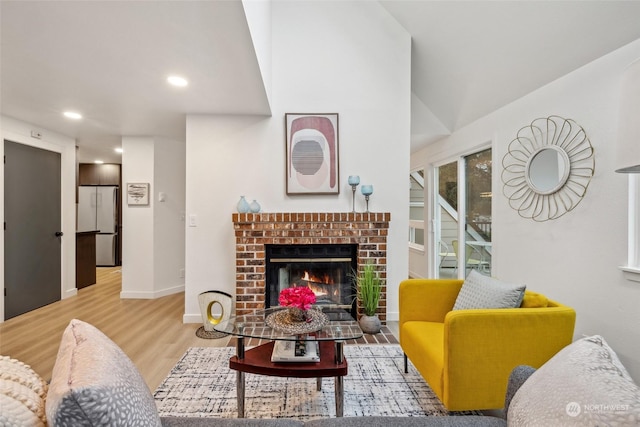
[94,160,104,164]
[167,75,188,87]
[115,148,123,154]
[63,111,82,120]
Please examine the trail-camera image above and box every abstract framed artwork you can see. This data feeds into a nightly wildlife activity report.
[126,182,150,206]
[285,113,339,195]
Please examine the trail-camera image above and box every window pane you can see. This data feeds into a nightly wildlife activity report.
[464,148,492,275]
[409,169,425,248]
[410,169,424,220]
[437,161,458,278]
[439,162,457,210]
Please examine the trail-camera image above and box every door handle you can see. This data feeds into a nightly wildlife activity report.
[55,231,64,237]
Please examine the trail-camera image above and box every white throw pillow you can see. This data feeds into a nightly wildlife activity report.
[0,355,48,427]
[508,335,640,426]
[452,270,526,310]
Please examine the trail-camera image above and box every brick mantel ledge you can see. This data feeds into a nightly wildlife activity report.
[233,212,390,323]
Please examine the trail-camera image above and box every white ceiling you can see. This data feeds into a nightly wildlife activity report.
[0,0,269,163]
[3,1,640,163]
[380,1,640,150]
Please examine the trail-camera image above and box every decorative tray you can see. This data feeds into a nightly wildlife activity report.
[265,308,329,335]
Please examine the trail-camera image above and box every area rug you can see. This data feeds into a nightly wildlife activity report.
[154,345,477,420]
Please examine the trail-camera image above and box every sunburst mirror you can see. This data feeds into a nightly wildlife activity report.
[501,115,595,222]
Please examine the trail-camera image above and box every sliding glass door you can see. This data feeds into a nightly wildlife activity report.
[435,148,492,278]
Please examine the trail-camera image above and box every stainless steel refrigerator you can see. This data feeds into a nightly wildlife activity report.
[78,186,118,266]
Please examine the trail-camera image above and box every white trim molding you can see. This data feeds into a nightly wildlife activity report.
[620,175,640,283]
[620,266,640,282]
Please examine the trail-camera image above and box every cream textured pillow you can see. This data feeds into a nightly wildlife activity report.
[508,335,640,426]
[46,319,162,426]
[0,355,48,427]
[452,270,526,310]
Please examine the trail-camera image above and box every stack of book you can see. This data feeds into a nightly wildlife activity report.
[271,337,319,362]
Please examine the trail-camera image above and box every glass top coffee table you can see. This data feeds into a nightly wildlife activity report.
[214,306,363,418]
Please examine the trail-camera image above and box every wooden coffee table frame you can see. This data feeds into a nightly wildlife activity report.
[229,337,348,418]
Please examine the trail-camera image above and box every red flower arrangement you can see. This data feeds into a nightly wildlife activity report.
[279,286,316,310]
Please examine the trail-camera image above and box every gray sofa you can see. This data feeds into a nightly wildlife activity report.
[161,415,506,427]
[3,319,639,426]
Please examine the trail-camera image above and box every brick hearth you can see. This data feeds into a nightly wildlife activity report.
[232,212,390,323]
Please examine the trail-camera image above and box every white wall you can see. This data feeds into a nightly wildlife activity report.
[242,0,272,108]
[0,115,77,321]
[411,38,640,380]
[122,137,155,297]
[184,1,411,322]
[121,136,186,298]
[154,137,186,296]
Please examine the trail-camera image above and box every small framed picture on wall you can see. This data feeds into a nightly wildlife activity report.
[126,183,150,206]
[285,113,339,195]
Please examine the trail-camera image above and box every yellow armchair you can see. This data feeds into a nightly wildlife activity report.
[399,278,576,411]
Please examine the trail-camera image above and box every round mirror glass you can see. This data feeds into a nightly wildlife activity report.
[525,146,570,195]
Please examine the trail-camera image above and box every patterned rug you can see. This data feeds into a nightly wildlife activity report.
[154,345,476,420]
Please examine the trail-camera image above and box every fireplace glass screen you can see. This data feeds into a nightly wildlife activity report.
[265,244,357,317]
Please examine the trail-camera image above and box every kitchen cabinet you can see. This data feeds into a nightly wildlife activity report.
[76,231,98,288]
[79,163,121,186]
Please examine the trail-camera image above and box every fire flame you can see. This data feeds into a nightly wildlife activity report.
[301,271,333,285]
[300,271,336,298]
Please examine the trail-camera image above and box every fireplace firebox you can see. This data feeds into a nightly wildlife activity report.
[265,244,357,318]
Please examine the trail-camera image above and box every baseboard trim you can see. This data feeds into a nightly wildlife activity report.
[183,313,202,324]
[120,284,184,300]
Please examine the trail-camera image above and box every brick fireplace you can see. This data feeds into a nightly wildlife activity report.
[232,212,390,323]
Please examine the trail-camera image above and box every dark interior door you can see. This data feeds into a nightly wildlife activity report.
[4,140,61,319]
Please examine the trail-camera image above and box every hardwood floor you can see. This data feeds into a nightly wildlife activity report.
[0,267,231,390]
[0,268,401,391]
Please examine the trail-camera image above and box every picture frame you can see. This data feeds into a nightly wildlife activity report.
[126,183,150,206]
[285,113,339,195]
